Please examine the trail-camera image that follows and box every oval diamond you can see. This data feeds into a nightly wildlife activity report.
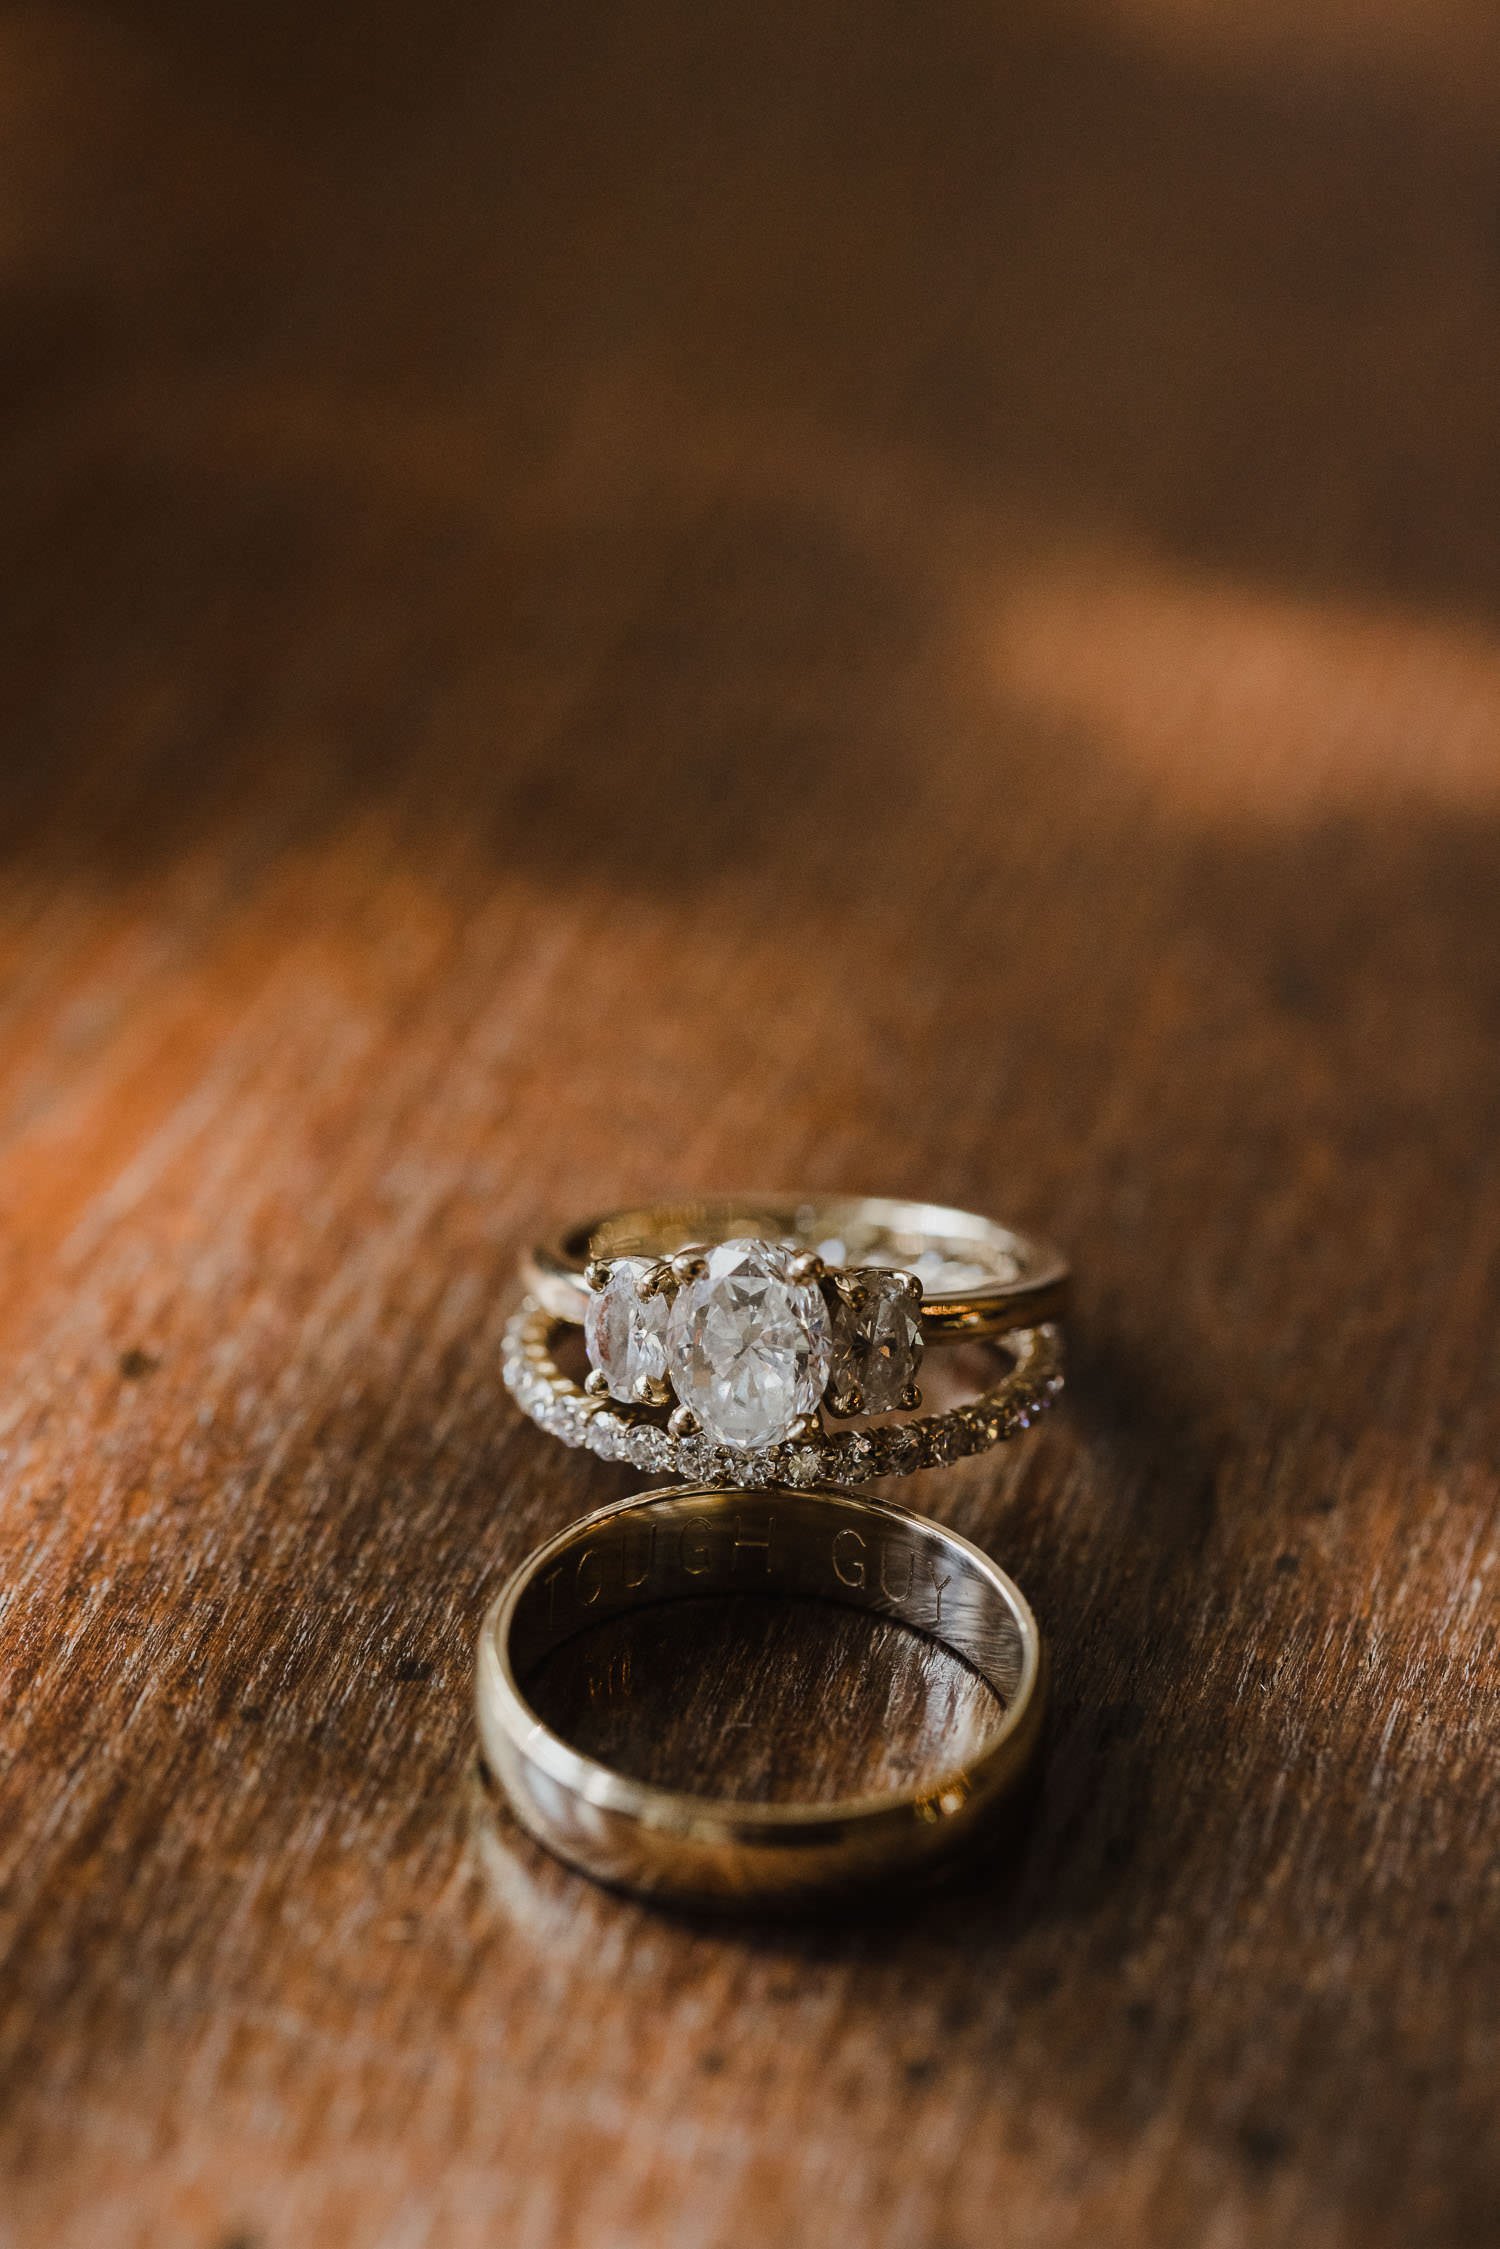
[667,1239,831,1450]
[584,1257,669,1402]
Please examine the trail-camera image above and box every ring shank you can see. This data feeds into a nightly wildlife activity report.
[477,1484,1045,1906]
[524,1194,1069,1342]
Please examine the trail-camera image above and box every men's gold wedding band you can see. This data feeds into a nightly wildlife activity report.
[474,1481,1046,1908]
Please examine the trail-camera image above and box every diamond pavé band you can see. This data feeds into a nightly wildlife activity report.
[503,1301,1064,1489]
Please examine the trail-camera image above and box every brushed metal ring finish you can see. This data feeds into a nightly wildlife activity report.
[474,1483,1046,1907]
[525,1193,1070,1343]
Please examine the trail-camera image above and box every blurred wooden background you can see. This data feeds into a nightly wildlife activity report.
[0,2,1496,2244]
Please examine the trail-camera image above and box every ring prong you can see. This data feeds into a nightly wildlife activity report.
[788,1250,825,1285]
[825,1388,859,1419]
[584,1259,612,1294]
[584,1368,612,1398]
[668,1404,700,1439]
[636,1260,675,1302]
[667,1248,708,1286]
[631,1374,671,1408]
[899,1383,923,1412]
[787,1413,821,1441]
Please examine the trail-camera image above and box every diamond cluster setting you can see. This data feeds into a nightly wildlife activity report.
[580,1235,930,1452]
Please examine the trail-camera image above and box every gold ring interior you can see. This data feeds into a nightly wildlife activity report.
[508,1491,1029,1700]
[476,1484,1045,1904]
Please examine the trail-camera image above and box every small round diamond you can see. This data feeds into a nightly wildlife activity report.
[674,1435,722,1480]
[584,1257,669,1403]
[629,1427,673,1472]
[590,1413,627,1460]
[667,1239,832,1451]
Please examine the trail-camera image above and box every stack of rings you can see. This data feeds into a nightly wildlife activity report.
[479,1195,1068,1906]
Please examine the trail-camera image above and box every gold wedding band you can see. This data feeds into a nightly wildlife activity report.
[474,1481,1045,1908]
[526,1193,1069,1342]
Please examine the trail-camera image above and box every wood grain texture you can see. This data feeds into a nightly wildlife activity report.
[0,2,1497,2244]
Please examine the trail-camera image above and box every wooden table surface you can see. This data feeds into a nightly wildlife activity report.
[1,4,1497,2244]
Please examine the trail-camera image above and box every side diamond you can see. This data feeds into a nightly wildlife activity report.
[828,1268,923,1414]
[585,1257,669,1403]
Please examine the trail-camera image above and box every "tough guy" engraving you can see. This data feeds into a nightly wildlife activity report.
[525,1501,980,1664]
[732,1513,775,1572]
[828,1527,953,1622]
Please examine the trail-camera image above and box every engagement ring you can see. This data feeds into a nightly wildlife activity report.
[508,1195,1068,1486]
